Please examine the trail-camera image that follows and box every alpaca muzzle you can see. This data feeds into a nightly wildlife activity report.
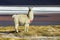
[30,20,33,23]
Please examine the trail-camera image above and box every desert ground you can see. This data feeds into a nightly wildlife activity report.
[0,25,60,40]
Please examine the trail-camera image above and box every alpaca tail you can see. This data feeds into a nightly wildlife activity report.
[12,15,16,18]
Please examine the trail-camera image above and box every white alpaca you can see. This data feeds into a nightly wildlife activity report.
[12,8,34,32]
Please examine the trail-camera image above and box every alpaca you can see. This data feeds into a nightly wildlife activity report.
[12,8,34,32]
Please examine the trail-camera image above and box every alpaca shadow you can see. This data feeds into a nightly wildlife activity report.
[0,31,16,34]
[0,31,21,34]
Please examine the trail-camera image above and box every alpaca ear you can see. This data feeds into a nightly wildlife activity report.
[28,7,33,10]
[29,7,33,9]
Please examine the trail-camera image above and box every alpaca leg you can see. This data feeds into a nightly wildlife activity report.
[14,17,19,33]
[25,24,29,32]
[15,24,19,33]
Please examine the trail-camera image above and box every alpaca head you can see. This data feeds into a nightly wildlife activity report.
[28,7,34,20]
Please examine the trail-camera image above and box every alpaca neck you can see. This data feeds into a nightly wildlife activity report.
[28,9,34,20]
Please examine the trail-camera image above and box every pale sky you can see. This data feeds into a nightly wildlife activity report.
[0,6,60,14]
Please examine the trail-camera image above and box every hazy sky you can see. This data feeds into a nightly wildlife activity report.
[0,0,60,5]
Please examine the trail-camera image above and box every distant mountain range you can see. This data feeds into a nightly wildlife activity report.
[0,14,60,26]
